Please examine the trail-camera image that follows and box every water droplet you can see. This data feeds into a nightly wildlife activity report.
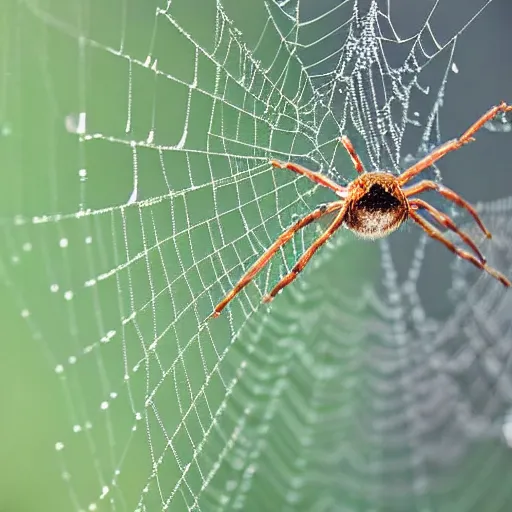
[65,112,87,135]
[1,122,12,136]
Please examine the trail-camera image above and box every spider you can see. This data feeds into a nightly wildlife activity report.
[211,102,512,318]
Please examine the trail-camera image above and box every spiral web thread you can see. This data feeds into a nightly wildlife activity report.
[2,0,512,510]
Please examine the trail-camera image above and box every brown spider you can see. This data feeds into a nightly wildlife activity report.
[211,102,512,318]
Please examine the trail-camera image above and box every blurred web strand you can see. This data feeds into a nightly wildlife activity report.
[3,0,512,511]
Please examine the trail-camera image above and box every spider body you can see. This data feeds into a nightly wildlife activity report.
[345,172,407,239]
[211,102,512,318]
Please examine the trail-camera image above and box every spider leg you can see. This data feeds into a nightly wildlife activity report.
[459,101,512,140]
[210,201,345,317]
[262,202,349,303]
[398,101,512,186]
[339,136,366,174]
[409,198,485,263]
[409,209,511,287]
[404,179,491,238]
[397,139,469,186]
[270,159,348,198]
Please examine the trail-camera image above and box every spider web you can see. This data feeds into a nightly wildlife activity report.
[1,0,512,510]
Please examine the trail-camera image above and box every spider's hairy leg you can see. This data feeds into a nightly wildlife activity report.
[404,180,491,238]
[210,201,345,318]
[339,136,365,174]
[269,159,348,198]
[398,101,512,186]
[409,209,511,287]
[397,138,471,186]
[262,202,349,303]
[409,198,486,263]
[458,101,512,141]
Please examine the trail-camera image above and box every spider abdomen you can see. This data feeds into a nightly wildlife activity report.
[345,173,407,239]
